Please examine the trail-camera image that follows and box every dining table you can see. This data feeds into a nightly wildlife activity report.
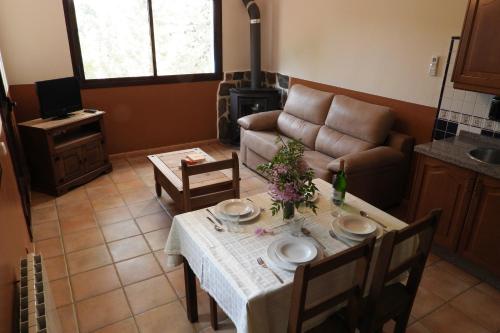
[164,178,417,333]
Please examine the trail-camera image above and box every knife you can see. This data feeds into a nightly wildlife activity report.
[206,209,223,226]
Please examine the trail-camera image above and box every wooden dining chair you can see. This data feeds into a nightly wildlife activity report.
[363,209,442,333]
[181,151,240,330]
[181,151,240,212]
[288,237,376,333]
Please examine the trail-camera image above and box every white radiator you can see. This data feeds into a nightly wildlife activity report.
[19,254,63,333]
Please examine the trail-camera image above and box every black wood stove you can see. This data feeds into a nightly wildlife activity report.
[229,88,280,145]
[229,0,280,145]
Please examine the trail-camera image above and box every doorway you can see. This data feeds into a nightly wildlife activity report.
[0,51,32,239]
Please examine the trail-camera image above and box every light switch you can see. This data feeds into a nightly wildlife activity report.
[429,56,439,76]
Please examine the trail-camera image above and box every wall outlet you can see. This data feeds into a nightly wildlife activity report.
[429,56,439,76]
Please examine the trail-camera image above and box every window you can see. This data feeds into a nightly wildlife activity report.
[63,0,222,88]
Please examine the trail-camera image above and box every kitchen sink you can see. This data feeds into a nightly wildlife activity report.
[468,147,500,165]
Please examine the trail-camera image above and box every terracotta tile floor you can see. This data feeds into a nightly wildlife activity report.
[30,143,500,333]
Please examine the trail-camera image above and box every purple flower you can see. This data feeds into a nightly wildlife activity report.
[269,182,303,203]
[254,227,273,236]
[256,138,317,216]
[272,164,289,176]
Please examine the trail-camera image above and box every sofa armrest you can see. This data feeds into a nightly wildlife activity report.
[327,146,404,174]
[385,131,414,157]
[237,110,282,131]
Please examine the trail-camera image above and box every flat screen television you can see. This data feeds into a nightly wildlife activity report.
[36,77,82,119]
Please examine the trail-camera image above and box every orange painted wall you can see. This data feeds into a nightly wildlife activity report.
[0,115,31,333]
[9,75,437,155]
[9,81,220,154]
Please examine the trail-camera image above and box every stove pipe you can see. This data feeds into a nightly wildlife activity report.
[241,0,261,90]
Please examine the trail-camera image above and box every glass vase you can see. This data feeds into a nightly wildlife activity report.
[283,201,295,220]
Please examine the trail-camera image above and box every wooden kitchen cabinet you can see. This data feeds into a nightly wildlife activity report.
[459,175,500,276]
[410,153,500,276]
[408,154,476,250]
[452,0,500,95]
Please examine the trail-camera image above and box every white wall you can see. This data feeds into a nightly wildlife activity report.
[0,0,73,84]
[223,0,273,72]
[269,0,469,107]
[0,0,470,108]
[0,0,265,85]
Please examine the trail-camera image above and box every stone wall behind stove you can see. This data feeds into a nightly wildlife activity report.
[217,71,289,142]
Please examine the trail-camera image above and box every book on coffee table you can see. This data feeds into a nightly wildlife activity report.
[185,153,206,165]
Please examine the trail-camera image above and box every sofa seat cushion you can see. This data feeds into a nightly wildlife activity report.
[242,130,299,161]
[278,112,322,149]
[315,126,376,159]
[326,95,394,145]
[303,150,334,181]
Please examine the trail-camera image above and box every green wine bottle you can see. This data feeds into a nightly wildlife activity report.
[332,160,347,206]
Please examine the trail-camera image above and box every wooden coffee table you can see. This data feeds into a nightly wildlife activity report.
[147,148,231,211]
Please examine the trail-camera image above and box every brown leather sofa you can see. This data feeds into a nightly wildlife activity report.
[237,84,414,209]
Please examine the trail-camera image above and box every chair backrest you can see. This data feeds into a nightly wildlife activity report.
[181,152,240,212]
[368,209,442,314]
[288,237,376,333]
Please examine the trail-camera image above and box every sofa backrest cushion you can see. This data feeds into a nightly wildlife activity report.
[283,84,334,124]
[325,95,394,145]
[277,113,322,149]
[277,84,334,148]
[315,126,377,158]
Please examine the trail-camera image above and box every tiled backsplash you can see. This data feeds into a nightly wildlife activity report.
[433,38,500,140]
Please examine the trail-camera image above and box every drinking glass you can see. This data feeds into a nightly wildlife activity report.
[330,195,343,218]
[297,202,313,217]
[288,215,306,237]
[222,214,241,233]
[288,203,310,236]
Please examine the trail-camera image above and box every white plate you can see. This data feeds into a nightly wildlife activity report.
[332,219,377,241]
[216,199,252,217]
[336,214,377,236]
[214,201,260,223]
[267,240,299,271]
[267,238,323,272]
[303,192,319,202]
[329,226,359,247]
[331,220,382,243]
[275,238,317,264]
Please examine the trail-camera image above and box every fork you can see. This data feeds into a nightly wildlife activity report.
[257,257,283,284]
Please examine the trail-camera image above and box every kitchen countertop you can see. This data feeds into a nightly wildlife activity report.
[414,131,500,179]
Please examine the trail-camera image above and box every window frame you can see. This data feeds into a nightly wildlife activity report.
[62,0,222,89]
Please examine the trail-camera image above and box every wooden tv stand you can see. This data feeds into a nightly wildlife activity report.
[18,110,112,196]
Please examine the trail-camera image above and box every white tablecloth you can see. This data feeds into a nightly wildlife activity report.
[164,179,415,333]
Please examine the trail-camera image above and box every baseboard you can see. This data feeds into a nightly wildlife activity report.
[109,138,220,159]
